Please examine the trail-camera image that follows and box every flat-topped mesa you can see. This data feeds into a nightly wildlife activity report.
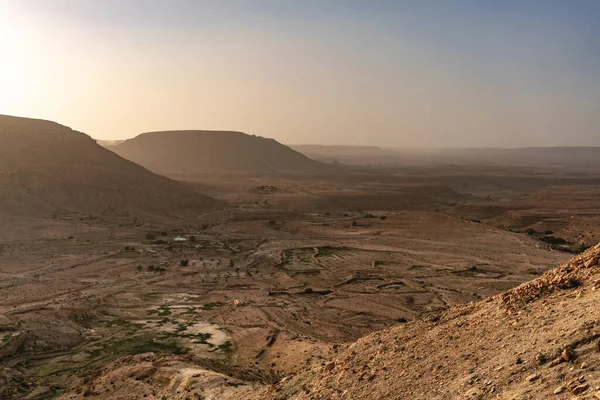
[110,130,326,174]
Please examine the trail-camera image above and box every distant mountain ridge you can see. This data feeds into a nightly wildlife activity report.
[110,130,325,174]
[290,144,399,157]
[290,144,600,169]
[0,115,224,216]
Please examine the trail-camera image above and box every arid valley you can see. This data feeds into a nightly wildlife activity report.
[3,1,600,397]
[1,115,600,399]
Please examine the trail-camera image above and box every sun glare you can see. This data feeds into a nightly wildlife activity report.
[0,3,33,111]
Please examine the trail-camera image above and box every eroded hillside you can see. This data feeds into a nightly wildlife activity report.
[0,115,224,217]
[259,244,600,399]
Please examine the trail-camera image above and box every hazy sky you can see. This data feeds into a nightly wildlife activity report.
[0,0,599,147]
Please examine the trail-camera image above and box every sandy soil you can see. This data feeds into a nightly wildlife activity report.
[1,165,598,399]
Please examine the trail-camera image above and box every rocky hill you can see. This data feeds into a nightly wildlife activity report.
[0,115,224,216]
[110,130,325,174]
[255,243,600,399]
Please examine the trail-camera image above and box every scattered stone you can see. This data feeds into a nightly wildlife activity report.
[535,352,547,365]
[562,347,575,362]
[571,383,589,395]
[549,357,564,367]
[525,373,540,382]
[554,385,566,394]
[584,258,598,268]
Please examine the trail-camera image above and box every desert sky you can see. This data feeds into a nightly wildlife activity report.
[0,0,598,147]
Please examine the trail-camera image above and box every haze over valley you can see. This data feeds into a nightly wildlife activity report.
[1,1,600,399]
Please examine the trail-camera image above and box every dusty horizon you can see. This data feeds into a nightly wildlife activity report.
[3,111,600,151]
[1,1,600,392]
[1,0,599,147]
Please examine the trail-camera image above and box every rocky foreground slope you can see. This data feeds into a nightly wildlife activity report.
[3,244,594,399]
[255,243,600,399]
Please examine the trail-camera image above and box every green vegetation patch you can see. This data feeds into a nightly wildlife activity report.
[316,247,335,257]
[179,332,213,345]
[210,340,233,353]
[275,259,291,269]
[110,250,140,259]
[99,333,187,357]
[201,302,224,311]
[106,319,139,328]
[147,305,172,316]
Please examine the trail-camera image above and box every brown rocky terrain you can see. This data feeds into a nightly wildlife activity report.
[255,243,600,399]
[4,237,593,399]
[2,121,600,400]
[451,185,600,249]
[0,115,224,217]
[110,130,325,175]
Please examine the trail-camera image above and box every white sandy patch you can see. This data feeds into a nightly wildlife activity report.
[184,323,229,346]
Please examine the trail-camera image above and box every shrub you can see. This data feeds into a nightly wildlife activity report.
[540,236,568,245]
[180,260,189,267]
